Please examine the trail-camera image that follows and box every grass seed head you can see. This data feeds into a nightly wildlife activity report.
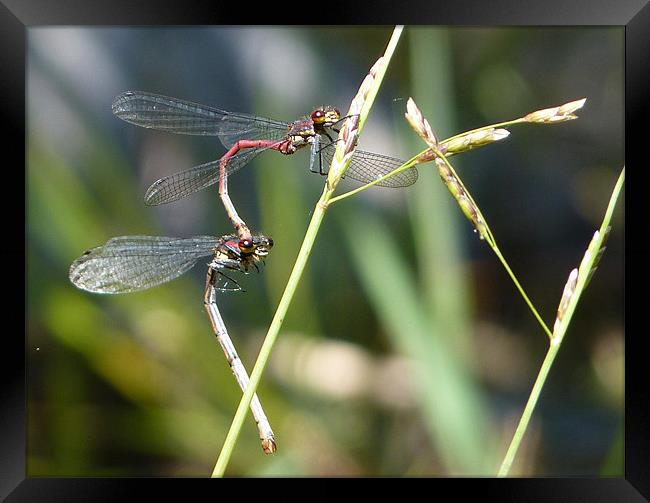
[442,128,510,154]
[579,227,611,288]
[524,98,586,124]
[434,158,489,240]
[328,57,384,184]
[553,268,579,339]
[405,97,438,148]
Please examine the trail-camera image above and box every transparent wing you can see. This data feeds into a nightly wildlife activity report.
[212,271,244,293]
[318,141,418,188]
[69,236,219,294]
[143,146,270,206]
[112,91,288,147]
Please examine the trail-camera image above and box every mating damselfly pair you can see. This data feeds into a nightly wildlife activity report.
[70,91,417,454]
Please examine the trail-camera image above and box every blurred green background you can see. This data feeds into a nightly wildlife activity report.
[27,26,623,476]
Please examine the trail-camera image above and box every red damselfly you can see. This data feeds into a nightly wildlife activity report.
[69,234,277,454]
[112,91,419,240]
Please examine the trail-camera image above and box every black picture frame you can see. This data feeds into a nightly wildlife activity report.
[9,0,647,499]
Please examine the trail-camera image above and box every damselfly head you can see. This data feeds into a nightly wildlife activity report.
[237,235,273,272]
[251,236,273,258]
[311,106,341,127]
[213,234,273,273]
[237,235,273,257]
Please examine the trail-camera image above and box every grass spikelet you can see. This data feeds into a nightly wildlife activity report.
[442,128,510,155]
[523,98,586,123]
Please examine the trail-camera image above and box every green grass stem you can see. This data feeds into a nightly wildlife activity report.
[211,26,404,477]
[497,167,624,476]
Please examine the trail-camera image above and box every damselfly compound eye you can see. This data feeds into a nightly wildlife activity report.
[238,238,255,253]
[311,109,326,123]
[266,237,274,249]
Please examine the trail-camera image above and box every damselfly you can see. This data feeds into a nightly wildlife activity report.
[112,91,419,240]
[69,234,277,454]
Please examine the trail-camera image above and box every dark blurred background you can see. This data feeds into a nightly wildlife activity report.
[27,26,623,476]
